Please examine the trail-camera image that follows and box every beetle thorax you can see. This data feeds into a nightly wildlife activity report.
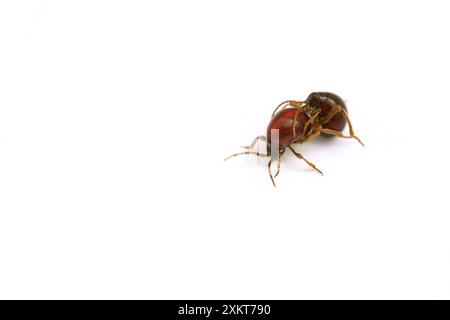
[303,103,321,122]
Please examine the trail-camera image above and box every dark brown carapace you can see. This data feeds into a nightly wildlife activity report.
[225,92,364,187]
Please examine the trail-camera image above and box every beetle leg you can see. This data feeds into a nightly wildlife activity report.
[271,100,303,118]
[302,109,321,137]
[271,100,295,118]
[321,104,342,124]
[267,160,276,187]
[293,102,315,139]
[340,108,364,146]
[293,126,321,144]
[320,105,364,146]
[267,148,285,187]
[224,151,268,161]
[274,148,285,178]
[320,128,364,146]
[241,136,266,149]
[292,108,300,138]
[288,146,323,175]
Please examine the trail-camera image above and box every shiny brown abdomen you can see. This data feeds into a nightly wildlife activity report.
[266,108,309,151]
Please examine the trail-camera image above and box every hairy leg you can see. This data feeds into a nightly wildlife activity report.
[241,135,266,149]
[224,151,268,161]
[320,105,364,146]
[320,128,364,146]
[267,160,276,187]
[288,146,323,175]
[271,100,303,118]
[340,108,364,146]
[273,149,285,178]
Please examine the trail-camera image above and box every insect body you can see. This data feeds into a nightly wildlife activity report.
[225,92,364,187]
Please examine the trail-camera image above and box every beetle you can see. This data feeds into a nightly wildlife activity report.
[225,92,364,187]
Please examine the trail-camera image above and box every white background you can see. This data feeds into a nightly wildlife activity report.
[1,0,449,299]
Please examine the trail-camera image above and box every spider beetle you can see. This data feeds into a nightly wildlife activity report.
[225,92,364,187]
